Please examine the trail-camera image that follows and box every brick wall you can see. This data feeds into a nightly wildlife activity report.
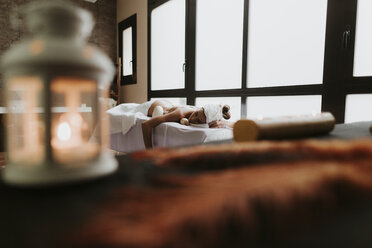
[0,0,117,151]
[0,0,117,103]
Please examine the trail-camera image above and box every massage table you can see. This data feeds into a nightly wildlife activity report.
[108,110,233,153]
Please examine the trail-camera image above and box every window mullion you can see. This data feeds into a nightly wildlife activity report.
[185,0,196,105]
[241,0,249,118]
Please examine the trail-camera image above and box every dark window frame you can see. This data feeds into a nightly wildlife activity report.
[118,14,137,85]
[148,0,372,123]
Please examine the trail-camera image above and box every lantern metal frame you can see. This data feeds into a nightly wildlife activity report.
[0,1,118,186]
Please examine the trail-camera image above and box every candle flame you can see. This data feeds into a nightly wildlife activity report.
[57,122,71,141]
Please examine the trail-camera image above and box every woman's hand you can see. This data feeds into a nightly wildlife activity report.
[208,119,228,128]
[209,119,235,128]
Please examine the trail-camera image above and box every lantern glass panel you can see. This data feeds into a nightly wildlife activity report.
[99,88,110,150]
[7,77,45,166]
[50,77,99,165]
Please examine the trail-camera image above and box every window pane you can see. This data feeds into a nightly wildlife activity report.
[353,0,372,77]
[195,0,244,91]
[123,27,133,76]
[150,97,187,106]
[247,0,327,88]
[151,0,185,90]
[345,94,372,123]
[246,95,322,119]
[195,97,241,122]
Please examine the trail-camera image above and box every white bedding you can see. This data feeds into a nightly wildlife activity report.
[109,114,233,153]
[107,101,154,135]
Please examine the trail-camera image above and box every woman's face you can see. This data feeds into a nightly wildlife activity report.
[188,109,207,124]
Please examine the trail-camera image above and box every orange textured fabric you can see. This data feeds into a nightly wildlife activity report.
[74,140,372,247]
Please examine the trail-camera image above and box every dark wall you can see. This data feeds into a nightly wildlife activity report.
[75,0,117,62]
[0,0,117,151]
[0,0,117,103]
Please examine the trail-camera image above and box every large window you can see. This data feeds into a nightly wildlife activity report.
[148,0,372,123]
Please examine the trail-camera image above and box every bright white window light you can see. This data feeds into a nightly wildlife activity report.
[246,95,322,119]
[345,94,372,123]
[151,0,185,90]
[195,0,244,91]
[150,97,187,106]
[247,0,327,88]
[122,27,133,76]
[353,0,372,77]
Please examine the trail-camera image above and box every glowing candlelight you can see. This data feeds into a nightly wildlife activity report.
[52,112,84,148]
[57,122,71,141]
[52,111,99,165]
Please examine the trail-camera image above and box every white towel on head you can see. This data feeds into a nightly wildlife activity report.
[203,104,223,124]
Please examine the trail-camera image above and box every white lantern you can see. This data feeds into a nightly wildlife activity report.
[0,1,118,186]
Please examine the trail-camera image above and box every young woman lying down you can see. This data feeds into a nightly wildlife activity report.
[141,100,233,148]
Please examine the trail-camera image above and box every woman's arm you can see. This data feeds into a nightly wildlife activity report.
[208,119,235,128]
[142,110,183,149]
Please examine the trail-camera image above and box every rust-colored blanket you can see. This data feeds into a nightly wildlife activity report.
[74,139,372,247]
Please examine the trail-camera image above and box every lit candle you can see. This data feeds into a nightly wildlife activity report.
[52,112,99,165]
[57,122,71,141]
